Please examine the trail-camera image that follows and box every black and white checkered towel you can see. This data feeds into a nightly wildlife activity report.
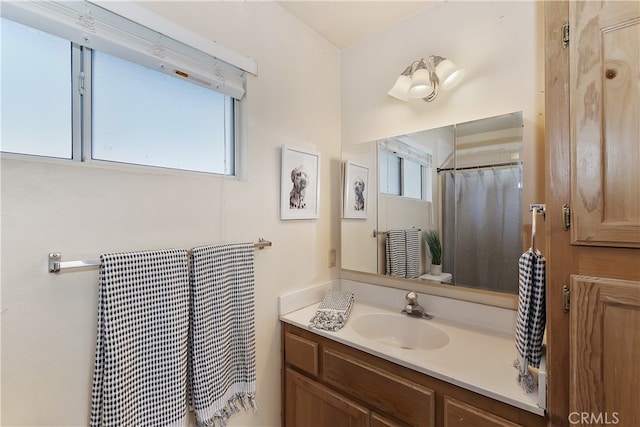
[513,249,546,393]
[90,249,190,427]
[189,243,257,427]
[309,290,355,331]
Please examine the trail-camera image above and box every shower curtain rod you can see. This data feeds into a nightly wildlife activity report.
[437,161,522,173]
[48,238,272,273]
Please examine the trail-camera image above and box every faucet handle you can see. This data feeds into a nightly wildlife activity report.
[405,291,418,305]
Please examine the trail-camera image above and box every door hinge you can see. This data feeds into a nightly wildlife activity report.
[562,204,571,230]
[78,72,86,96]
[562,285,570,313]
[562,21,570,48]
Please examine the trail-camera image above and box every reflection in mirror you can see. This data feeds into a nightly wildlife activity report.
[443,112,523,294]
[341,141,378,274]
[377,126,454,280]
[341,111,524,295]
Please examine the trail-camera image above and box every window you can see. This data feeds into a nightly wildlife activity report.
[91,51,234,174]
[0,2,250,176]
[1,18,72,159]
[379,149,401,195]
[379,141,432,201]
[402,158,423,199]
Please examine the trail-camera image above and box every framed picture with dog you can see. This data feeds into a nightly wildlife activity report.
[343,161,368,219]
[280,145,320,220]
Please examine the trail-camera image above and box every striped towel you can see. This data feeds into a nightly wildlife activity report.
[385,229,421,278]
[309,290,355,331]
[90,249,190,427]
[385,230,407,277]
[405,228,421,279]
[189,243,257,426]
[513,249,546,393]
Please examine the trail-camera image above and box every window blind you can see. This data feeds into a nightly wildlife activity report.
[1,1,255,100]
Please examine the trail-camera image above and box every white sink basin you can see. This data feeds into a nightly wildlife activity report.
[350,313,449,351]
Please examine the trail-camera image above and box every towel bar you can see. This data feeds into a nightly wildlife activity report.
[529,204,546,250]
[48,238,273,273]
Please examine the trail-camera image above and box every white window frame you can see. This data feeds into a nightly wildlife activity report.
[1,1,257,177]
[379,140,432,201]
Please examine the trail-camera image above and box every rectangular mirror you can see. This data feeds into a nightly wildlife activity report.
[341,111,524,295]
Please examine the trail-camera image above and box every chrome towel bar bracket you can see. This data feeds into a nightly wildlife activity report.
[49,252,101,273]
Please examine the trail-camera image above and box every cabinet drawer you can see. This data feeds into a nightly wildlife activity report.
[444,396,521,427]
[284,331,319,376]
[323,347,434,427]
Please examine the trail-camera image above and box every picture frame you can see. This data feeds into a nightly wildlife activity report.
[280,145,320,220]
[343,160,369,219]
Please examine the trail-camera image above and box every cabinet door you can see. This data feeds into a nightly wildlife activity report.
[570,1,640,247]
[371,412,406,427]
[570,276,640,427]
[285,367,369,427]
[443,396,521,427]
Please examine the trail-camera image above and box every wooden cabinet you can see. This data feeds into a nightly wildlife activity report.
[570,276,640,427]
[443,397,519,427]
[323,348,435,427]
[282,323,545,427]
[371,413,406,427]
[544,1,640,425]
[570,1,640,248]
[286,367,369,426]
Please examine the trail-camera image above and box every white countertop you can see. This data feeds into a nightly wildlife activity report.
[280,298,545,416]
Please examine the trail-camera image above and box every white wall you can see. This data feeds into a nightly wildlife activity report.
[0,2,340,426]
[340,1,545,245]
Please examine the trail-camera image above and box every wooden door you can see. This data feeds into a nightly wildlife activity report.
[285,367,369,427]
[570,1,640,247]
[545,1,640,426]
[570,276,640,427]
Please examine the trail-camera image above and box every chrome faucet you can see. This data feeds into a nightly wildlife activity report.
[401,291,433,319]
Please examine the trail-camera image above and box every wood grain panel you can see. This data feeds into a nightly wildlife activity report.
[544,2,573,425]
[570,1,640,247]
[323,347,435,427]
[371,412,408,427]
[577,246,640,280]
[285,367,369,427]
[443,396,521,427]
[284,331,319,376]
[570,276,640,426]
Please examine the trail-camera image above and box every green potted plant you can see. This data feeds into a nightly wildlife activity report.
[425,230,442,275]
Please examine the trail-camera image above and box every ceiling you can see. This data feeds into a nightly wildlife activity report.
[276,1,438,49]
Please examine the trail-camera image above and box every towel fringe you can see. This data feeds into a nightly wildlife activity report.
[228,396,240,414]
[516,370,536,393]
[513,358,536,393]
[196,393,257,427]
[248,394,258,412]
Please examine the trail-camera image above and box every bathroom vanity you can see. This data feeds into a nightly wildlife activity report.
[280,284,547,427]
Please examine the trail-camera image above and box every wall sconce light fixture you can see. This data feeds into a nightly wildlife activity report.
[388,55,465,102]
